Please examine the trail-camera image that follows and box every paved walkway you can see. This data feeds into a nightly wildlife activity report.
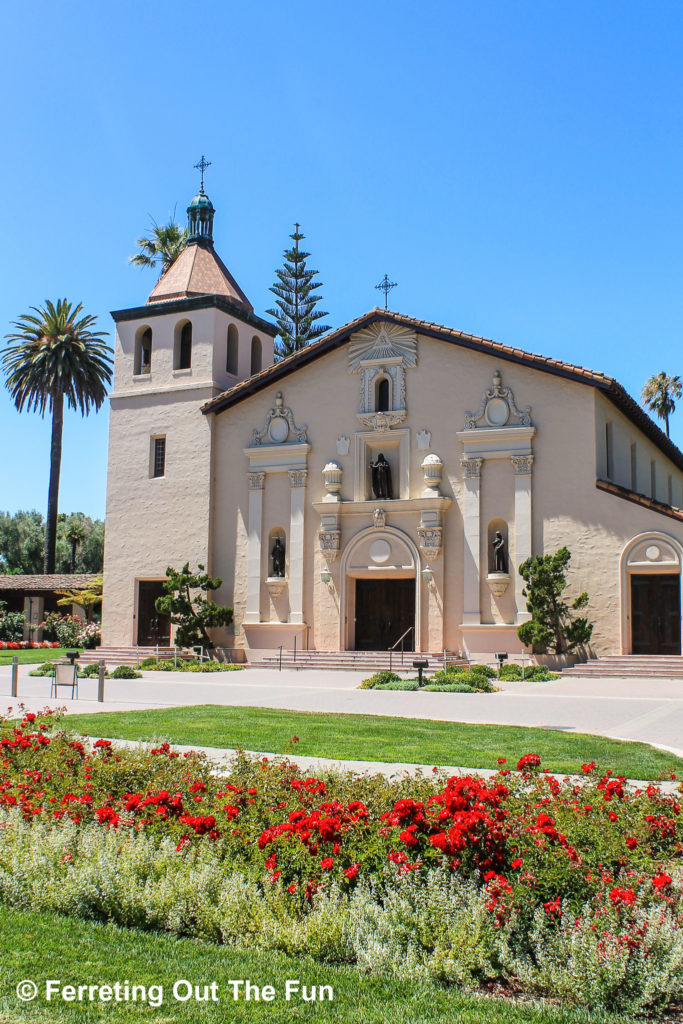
[2,664,683,758]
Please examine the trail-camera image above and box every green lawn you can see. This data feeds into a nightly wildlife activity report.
[0,648,74,666]
[64,704,683,778]
[0,906,633,1024]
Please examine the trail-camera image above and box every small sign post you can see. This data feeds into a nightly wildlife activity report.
[413,659,429,687]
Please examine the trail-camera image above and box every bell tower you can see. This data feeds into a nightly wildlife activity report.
[101,162,278,647]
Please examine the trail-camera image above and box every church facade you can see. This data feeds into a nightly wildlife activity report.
[101,188,683,661]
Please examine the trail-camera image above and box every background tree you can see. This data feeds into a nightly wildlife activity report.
[130,217,188,278]
[0,511,105,575]
[267,224,329,360]
[517,547,593,654]
[65,519,85,572]
[155,563,233,649]
[2,300,112,574]
[55,513,105,573]
[0,511,45,574]
[641,372,682,438]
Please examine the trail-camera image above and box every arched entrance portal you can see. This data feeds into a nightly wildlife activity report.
[340,526,420,652]
[620,533,683,655]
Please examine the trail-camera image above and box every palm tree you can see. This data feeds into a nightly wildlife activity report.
[130,217,188,277]
[641,372,682,437]
[66,520,86,572]
[2,300,112,574]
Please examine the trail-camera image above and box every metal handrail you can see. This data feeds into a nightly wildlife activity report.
[388,626,414,671]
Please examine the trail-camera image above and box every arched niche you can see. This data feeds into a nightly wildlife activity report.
[268,527,287,579]
[227,323,239,375]
[174,320,192,370]
[134,326,152,375]
[487,518,509,574]
[251,336,262,376]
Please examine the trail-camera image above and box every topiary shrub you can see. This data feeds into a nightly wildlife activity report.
[139,656,160,669]
[374,679,421,691]
[467,663,497,678]
[423,681,478,693]
[28,662,57,677]
[110,665,142,679]
[359,670,402,689]
[524,666,560,681]
[78,662,108,678]
[498,664,523,681]
[427,670,497,692]
[185,660,243,673]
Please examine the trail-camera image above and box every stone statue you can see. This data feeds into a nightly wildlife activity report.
[370,452,393,500]
[492,531,507,573]
[271,537,286,578]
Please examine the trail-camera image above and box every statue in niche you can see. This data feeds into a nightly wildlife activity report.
[271,537,286,578]
[370,452,393,500]
[492,531,507,573]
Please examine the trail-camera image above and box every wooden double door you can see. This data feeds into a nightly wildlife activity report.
[631,574,681,655]
[354,578,415,651]
[137,581,171,646]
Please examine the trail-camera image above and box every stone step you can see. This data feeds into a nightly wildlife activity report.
[565,656,683,678]
[251,651,468,671]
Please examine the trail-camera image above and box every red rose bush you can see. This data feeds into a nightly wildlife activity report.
[0,708,682,1013]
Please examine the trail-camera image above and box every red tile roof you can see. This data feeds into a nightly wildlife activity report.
[0,574,97,592]
[596,479,683,522]
[147,242,252,310]
[201,308,683,472]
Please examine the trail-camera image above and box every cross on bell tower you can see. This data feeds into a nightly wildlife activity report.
[194,154,211,194]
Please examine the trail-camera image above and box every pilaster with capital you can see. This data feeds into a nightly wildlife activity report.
[245,477,264,623]
[511,454,533,621]
[461,457,482,623]
[288,469,308,623]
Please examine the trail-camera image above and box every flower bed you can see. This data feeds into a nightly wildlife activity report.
[0,708,681,1014]
[0,640,61,650]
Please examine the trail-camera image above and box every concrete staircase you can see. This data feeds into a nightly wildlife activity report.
[564,656,683,679]
[250,650,468,672]
[75,646,194,668]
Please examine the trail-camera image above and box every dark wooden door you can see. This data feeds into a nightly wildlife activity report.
[631,575,681,655]
[137,581,171,646]
[354,579,415,651]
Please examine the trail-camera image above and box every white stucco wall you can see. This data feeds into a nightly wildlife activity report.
[209,330,683,657]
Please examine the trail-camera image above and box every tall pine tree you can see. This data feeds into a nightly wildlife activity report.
[267,224,329,359]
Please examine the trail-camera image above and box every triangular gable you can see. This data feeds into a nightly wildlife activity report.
[201,308,683,473]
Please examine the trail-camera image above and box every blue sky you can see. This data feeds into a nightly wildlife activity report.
[2,0,683,519]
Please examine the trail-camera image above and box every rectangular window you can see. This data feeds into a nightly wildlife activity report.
[630,443,637,492]
[605,422,613,480]
[152,436,166,478]
[650,459,657,500]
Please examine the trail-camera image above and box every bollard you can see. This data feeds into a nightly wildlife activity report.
[11,656,18,698]
[97,660,105,703]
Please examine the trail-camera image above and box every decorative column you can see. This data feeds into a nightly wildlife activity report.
[288,469,308,624]
[511,454,534,622]
[461,457,482,624]
[245,472,265,624]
